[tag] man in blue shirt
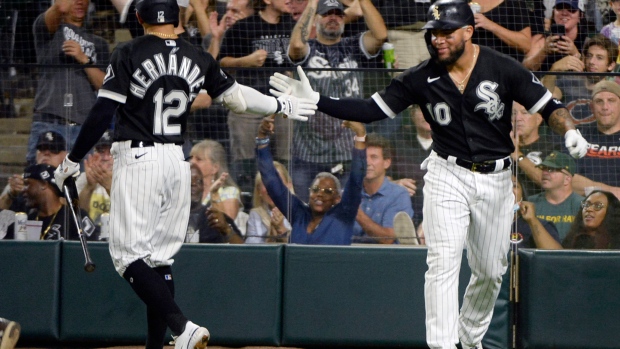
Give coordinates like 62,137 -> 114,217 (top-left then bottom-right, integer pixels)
352,134 -> 414,244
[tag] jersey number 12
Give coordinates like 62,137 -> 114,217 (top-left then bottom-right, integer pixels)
153,88 -> 188,136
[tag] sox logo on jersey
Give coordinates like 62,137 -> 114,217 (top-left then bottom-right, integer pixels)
474,81 -> 504,121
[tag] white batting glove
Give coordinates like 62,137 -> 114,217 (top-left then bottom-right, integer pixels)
270,66 -> 320,104
564,129 -> 588,159
54,155 -> 80,192
276,94 -> 317,122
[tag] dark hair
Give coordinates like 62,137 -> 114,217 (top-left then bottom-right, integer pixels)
582,34 -> 618,66
366,133 -> 393,160
562,190 -> 620,249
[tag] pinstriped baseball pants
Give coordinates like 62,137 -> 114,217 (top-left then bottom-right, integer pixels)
108,140 -> 191,276
422,151 -> 513,349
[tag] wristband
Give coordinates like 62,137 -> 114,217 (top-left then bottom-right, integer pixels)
256,137 -> 270,146
354,134 -> 366,142
82,56 -> 94,65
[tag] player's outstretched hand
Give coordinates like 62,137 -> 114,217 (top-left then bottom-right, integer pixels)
54,155 -> 80,192
270,66 -> 320,104
564,129 -> 588,159
276,94 -> 317,122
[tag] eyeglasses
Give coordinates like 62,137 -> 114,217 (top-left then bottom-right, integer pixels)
309,186 -> 336,195
581,201 -> 606,211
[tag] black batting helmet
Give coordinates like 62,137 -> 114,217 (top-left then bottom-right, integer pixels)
422,0 -> 475,30
136,0 -> 180,27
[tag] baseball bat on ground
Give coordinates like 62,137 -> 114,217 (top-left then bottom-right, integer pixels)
63,177 -> 96,273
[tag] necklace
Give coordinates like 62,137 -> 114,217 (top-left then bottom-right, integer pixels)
449,45 -> 478,93
38,210 -> 59,240
147,31 -> 178,39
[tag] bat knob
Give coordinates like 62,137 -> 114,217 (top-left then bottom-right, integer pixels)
84,263 -> 96,273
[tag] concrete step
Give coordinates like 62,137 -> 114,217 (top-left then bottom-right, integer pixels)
0,164 -> 26,177
0,117 -> 32,134
0,134 -> 29,146
0,146 -> 27,165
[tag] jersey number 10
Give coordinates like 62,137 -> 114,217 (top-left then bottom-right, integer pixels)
426,102 -> 452,126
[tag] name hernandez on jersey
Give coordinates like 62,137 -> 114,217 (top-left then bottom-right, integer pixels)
128,47 -> 205,102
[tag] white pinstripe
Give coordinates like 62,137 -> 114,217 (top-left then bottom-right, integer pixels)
108,140 -> 191,276
423,151 -> 513,349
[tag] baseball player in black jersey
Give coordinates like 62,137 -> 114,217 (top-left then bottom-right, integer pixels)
270,1 -> 588,348
52,0 -> 316,348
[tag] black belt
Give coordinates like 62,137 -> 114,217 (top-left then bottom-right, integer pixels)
435,151 -> 511,174
130,140 -> 183,148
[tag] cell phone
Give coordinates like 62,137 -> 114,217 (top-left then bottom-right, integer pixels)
550,24 -> 566,38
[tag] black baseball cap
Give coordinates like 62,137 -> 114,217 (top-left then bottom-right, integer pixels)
36,131 -> 66,152
23,164 -> 62,196
95,130 -> 113,151
422,0 -> 475,30
317,0 -> 344,15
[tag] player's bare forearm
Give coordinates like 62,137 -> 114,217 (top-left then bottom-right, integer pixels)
548,108 -> 575,136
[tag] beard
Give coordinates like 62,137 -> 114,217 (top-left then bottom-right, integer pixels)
435,39 -> 466,66
318,21 -> 344,40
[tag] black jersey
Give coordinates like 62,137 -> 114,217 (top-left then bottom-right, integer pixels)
99,35 -> 235,144
373,46 -> 552,162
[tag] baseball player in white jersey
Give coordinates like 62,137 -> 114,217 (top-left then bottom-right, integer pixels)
268,0 -> 588,348
53,0 -> 316,348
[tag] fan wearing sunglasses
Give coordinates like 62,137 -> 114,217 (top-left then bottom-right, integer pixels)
256,115 -> 366,245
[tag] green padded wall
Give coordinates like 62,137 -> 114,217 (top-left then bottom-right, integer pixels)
60,241 -> 147,343
0,241 -> 61,343
518,249 -> 620,349
59,243 -> 284,346
281,245 -> 511,348
168,244 -> 284,346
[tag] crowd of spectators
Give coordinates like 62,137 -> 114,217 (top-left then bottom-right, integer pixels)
4,0 -> 620,247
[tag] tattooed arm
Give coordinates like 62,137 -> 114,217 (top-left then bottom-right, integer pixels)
547,107 -> 575,136
288,0 -> 318,62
